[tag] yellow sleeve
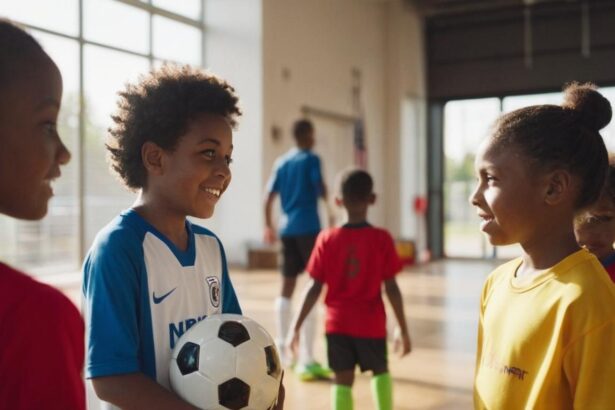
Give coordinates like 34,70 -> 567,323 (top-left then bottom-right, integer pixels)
563,320 -> 615,409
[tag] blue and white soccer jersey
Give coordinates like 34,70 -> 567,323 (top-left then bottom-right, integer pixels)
83,209 -> 241,394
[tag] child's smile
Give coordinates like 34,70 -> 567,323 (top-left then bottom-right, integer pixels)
202,187 -> 222,198
157,113 -> 233,219
470,140 -> 547,247
477,212 -> 494,233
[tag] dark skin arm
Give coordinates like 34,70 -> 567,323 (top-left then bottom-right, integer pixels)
288,279 -> 324,357
384,278 -> 411,356
264,191 -> 278,244
320,181 -> 335,228
94,372 -> 285,410
92,373 -> 199,410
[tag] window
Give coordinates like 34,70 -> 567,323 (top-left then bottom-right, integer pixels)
153,0 -> 201,20
1,0 -> 205,279
443,98 -> 500,258
84,0 -> 149,54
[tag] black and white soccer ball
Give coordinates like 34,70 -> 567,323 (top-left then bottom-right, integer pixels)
169,314 -> 282,410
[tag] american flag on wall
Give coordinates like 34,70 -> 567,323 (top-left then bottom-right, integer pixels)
353,116 -> 367,169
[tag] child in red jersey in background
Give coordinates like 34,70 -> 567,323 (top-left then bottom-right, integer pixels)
0,18 -> 85,409
574,154 -> 615,282
289,169 -> 411,410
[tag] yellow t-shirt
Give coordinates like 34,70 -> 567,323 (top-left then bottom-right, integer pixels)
474,249 -> 615,410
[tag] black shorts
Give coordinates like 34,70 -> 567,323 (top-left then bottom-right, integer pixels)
326,333 -> 388,373
280,234 -> 318,277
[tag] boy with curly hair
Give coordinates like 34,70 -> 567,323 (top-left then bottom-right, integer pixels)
83,65 -> 246,409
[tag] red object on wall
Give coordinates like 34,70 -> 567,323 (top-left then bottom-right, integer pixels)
414,196 -> 428,215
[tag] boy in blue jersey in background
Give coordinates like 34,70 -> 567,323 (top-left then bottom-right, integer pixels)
264,119 -> 331,380
83,66 -> 284,409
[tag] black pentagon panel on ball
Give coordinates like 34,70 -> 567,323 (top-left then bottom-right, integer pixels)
264,345 -> 281,378
218,377 -> 250,410
218,321 -> 250,347
177,342 -> 200,375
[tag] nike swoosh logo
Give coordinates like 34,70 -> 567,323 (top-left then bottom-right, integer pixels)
152,287 -> 177,304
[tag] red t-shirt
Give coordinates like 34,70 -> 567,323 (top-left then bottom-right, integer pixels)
0,263 -> 85,410
306,224 -> 403,338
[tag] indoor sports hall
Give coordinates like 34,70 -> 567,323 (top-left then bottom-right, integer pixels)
2,1 -> 615,409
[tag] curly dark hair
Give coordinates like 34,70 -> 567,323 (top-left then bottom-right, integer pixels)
491,82 -> 611,210
107,64 -> 242,189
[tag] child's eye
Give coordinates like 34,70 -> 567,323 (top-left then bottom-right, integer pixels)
201,149 -> 216,159
43,122 -> 57,135
225,156 -> 233,166
584,215 -> 611,224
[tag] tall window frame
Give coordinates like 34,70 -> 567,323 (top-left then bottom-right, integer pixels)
0,0 -> 207,280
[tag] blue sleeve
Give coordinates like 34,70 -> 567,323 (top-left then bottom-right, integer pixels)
82,228 -> 146,379
217,237 -> 242,315
310,155 -> 323,195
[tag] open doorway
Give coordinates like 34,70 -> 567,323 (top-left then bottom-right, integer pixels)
311,117 -> 356,226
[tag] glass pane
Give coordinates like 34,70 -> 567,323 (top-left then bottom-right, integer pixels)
153,0 -> 201,20
84,0 -> 149,54
152,15 -> 201,66
0,0 -> 78,36
444,98 -> 501,258
84,45 -> 149,248
0,32 -> 80,277
502,92 -> 562,113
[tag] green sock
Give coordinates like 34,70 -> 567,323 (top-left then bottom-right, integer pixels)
332,384 -> 353,410
371,373 -> 393,410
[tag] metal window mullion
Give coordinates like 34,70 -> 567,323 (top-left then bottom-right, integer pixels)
21,23 -> 152,60
114,0 -> 202,29
78,0 -> 86,263
200,0 -> 205,67
149,0 -> 154,67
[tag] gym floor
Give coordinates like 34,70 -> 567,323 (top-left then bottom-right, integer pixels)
62,258 -> 500,409
229,259 -> 500,410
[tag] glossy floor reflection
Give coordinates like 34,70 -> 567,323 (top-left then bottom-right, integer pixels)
230,259 -> 501,410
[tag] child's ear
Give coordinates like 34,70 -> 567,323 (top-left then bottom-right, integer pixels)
141,141 -> 164,176
544,170 -> 572,205
369,193 -> 377,205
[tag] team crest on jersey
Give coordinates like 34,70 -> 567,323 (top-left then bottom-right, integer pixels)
206,276 -> 220,308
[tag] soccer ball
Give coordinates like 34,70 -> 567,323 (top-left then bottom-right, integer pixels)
169,314 -> 282,410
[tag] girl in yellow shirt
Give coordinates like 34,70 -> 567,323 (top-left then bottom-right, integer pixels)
470,82 -> 615,410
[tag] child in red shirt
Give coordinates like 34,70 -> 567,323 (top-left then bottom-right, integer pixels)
574,155 -> 615,282
0,19 -> 85,409
289,169 -> 411,410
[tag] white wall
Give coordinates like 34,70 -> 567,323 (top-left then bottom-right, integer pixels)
262,0 -> 425,241
197,0 -> 426,265
201,0 -> 263,265
384,1 -> 427,249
